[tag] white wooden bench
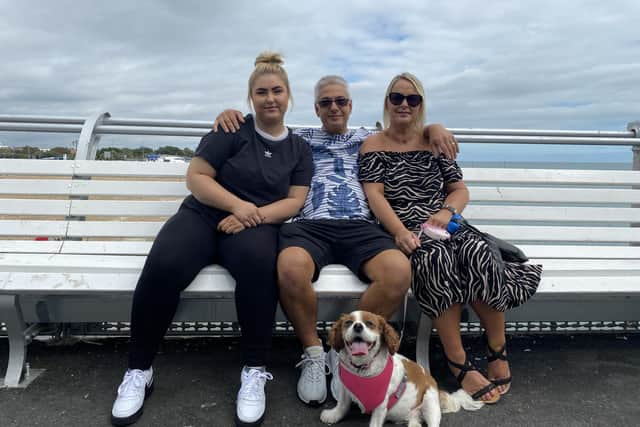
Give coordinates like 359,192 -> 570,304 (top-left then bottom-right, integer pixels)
2,158 -> 640,388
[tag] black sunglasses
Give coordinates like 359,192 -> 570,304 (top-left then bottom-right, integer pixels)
317,97 -> 350,108
388,92 -> 423,107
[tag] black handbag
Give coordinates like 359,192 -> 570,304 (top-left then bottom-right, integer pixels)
455,217 -> 529,264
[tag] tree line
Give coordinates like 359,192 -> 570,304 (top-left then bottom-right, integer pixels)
0,145 -> 194,160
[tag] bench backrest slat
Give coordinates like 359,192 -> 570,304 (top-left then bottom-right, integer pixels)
0,180 -> 74,196
468,187 -> 639,204
60,201 -> 639,223
464,168 -> 640,185
73,160 -> 187,177
465,205 -> 639,223
1,161 -> 638,249
69,180 -> 187,197
482,225 -> 640,243
0,199 -> 71,216
0,220 -> 68,238
0,159 -> 75,176
69,200 -> 180,217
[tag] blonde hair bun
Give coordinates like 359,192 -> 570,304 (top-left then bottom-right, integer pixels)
254,51 -> 284,67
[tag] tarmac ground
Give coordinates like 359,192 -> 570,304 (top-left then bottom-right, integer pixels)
1,332 -> 639,427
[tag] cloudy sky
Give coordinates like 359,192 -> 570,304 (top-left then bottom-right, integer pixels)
1,0 -> 639,162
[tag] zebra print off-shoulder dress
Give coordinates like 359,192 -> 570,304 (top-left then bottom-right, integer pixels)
359,150 -> 542,318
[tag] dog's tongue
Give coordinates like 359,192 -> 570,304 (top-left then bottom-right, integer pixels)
351,341 -> 369,356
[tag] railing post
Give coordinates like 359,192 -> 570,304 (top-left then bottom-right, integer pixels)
629,121 -> 640,171
628,122 -> 640,246
75,112 -> 110,160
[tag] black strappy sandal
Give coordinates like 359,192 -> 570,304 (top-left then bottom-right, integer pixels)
445,353 -> 500,404
483,333 -> 512,395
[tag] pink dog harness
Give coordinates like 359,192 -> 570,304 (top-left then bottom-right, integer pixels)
339,355 -> 407,414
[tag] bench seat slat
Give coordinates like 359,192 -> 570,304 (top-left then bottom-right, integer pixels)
0,254 -> 637,273
58,241 -> 153,255
2,271 -> 638,297
62,221 -> 640,243
47,241 -> 640,259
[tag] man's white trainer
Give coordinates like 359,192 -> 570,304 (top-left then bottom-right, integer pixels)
295,348 -> 330,406
111,367 -> 154,426
236,366 -> 273,426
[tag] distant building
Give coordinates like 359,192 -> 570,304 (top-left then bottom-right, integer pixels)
146,154 -> 188,163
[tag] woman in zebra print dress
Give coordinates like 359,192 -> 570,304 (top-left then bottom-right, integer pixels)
359,73 -> 542,403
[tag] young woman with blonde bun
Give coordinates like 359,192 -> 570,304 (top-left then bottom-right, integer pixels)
110,52 -> 313,427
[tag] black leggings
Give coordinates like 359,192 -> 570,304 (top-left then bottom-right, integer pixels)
128,207 -> 280,369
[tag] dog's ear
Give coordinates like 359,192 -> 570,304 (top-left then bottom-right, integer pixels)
380,315 -> 400,354
329,314 -> 347,351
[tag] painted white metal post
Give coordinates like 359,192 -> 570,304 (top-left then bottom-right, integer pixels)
75,112 -> 110,160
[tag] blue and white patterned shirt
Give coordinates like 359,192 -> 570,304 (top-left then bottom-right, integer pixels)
292,127 -> 373,221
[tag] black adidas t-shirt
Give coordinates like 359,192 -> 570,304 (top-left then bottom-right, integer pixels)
183,114 -> 313,223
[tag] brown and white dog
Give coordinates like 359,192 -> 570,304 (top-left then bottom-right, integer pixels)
320,310 -> 482,427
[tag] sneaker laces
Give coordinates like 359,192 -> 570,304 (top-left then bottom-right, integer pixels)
295,353 -> 330,383
117,369 -> 147,398
239,368 -> 273,401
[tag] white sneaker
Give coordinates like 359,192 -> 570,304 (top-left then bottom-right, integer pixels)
295,350 -> 330,406
111,367 -> 154,426
327,349 -> 342,401
236,366 -> 273,426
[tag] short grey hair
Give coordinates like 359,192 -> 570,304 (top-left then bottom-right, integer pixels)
314,75 -> 350,101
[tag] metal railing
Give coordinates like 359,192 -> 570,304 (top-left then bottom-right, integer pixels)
1,114 -> 639,166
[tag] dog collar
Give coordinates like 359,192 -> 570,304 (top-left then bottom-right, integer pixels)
339,355 -> 406,414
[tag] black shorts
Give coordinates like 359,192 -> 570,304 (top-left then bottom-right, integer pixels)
279,219 -> 398,283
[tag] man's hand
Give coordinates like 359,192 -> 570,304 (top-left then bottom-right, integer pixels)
212,109 -> 245,133
231,200 -> 264,228
426,124 -> 458,160
217,215 -> 246,234
394,228 -> 421,255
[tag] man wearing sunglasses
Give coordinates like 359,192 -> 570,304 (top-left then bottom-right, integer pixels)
212,75 -> 458,406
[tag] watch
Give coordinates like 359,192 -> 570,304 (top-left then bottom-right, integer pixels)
443,204 -> 458,215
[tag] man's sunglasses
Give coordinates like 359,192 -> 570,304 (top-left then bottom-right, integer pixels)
388,92 -> 423,107
317,97 -> 350,108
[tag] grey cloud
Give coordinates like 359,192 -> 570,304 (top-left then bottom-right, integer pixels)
1,0 -> 639,150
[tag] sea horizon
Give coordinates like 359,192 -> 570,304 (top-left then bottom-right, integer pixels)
0,134 -> 636,170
